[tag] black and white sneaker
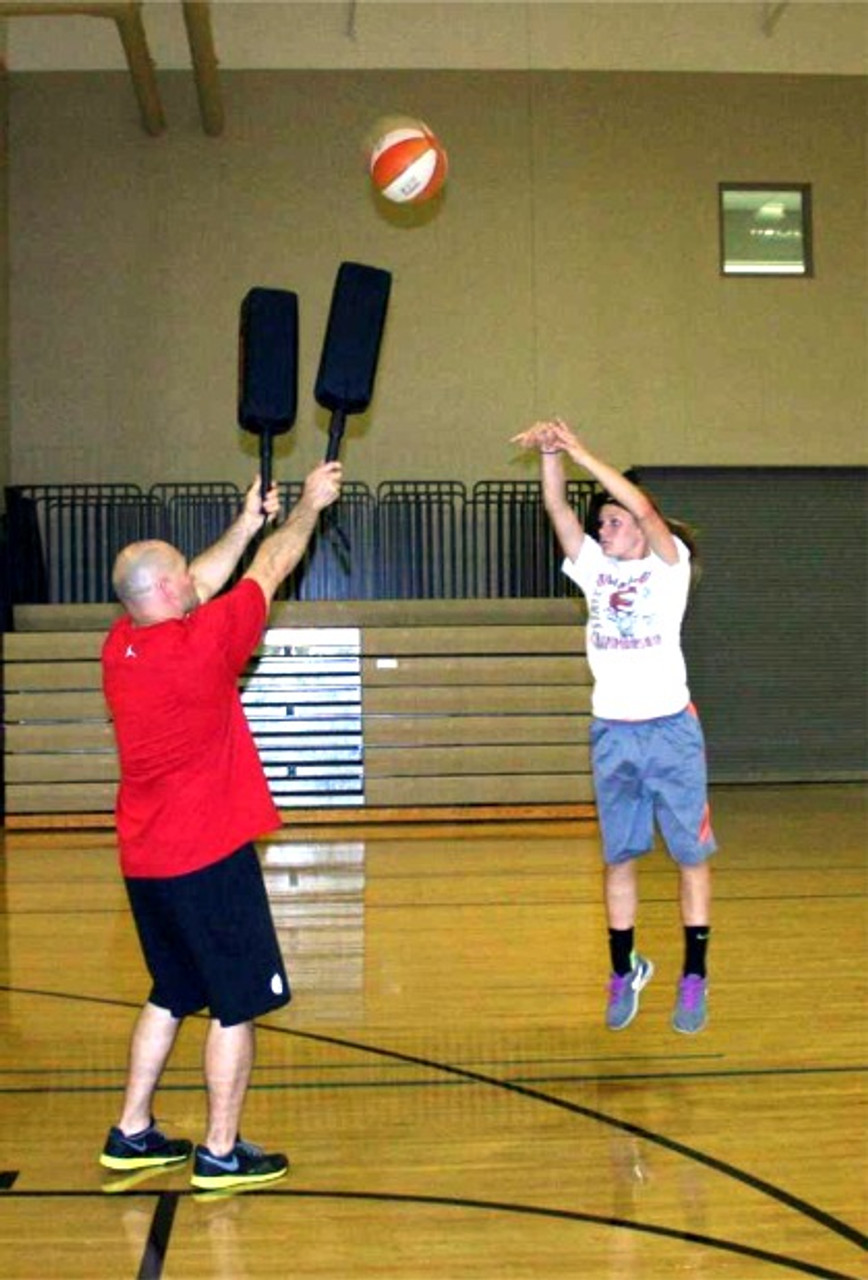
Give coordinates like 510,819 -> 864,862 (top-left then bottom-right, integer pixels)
190,1137 -> 288,1191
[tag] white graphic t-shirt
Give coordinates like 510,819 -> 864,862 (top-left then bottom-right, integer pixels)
563,534 -> 692,721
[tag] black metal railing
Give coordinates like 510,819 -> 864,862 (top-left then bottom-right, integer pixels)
3,478 -> 597,609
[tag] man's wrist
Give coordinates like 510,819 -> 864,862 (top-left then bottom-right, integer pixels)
238,510 -> 264,539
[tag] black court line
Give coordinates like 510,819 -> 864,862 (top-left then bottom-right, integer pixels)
137,1191 -> 178,1280
231,1189 -> 868,1280
2,1061 -> 866,1094
5,885 -> 864,910
2,985 -> 866,1263
3,988 -> 865,1087
0,1047 -> 725,1075
348,890 -> 868,907
273,1022 -> 868,1252
5,882 -> 865,917
2,1187 -> 862,1280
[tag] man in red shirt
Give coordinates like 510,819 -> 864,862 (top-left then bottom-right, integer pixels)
99,462 -> 342,1191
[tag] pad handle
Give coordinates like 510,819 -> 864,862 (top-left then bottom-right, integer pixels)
325,409 -> 348,463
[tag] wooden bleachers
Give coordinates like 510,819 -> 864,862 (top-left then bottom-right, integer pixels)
3,599 -> 594,827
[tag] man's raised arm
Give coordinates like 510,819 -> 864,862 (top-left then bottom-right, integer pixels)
190,478 -> 279,604
244,462 -> 343,605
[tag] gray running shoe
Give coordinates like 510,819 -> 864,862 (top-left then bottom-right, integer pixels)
672,974 -> 708,1034
606,955 -> 654,1030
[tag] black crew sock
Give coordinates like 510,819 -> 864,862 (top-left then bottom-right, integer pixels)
608,927 -> 635,977
683,925 -> 710,978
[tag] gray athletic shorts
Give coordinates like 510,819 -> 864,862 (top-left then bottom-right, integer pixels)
590,704 -> 717,866
125,843 -> 291,1027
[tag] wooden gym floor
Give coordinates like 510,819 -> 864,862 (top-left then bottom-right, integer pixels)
0,783 -> 865,1279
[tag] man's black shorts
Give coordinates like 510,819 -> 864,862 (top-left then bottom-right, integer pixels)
125,843 -> 291,1026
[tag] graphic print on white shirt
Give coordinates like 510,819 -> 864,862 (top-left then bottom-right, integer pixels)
596,567 -> 658,645
562,536 -> 692,720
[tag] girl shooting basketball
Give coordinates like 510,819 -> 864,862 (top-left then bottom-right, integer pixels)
512,417 -> 715,1033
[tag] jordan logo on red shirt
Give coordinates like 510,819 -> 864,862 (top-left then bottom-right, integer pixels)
124,644 -> 137,659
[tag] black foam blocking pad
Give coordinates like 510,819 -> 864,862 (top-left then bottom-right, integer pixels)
238,287 -> 299,434
314,262 -> 392,415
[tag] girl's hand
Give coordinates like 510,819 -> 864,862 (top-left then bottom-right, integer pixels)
511,419 -> 563,453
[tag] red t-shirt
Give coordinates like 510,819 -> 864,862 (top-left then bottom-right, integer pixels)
102,577 -> 281,878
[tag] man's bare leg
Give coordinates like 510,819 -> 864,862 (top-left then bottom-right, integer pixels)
116,1000 -> 182,1134
202,1019 -> 255,1154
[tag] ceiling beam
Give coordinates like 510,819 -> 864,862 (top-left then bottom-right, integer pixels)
0,2 -> 165,135
113,2 -> 165,135
182,1 -> 223,137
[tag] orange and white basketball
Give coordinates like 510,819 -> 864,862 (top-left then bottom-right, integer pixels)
369,122 -> 448,205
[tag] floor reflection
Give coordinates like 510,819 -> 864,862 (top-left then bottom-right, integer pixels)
261,841 -> 366,1020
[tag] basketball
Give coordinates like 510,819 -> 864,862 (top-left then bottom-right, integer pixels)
369,122 -> 448,205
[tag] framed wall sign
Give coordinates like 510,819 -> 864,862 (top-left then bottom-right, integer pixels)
719,183 -> 813,276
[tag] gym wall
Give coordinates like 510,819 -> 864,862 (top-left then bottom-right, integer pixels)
5,68 -> 866,492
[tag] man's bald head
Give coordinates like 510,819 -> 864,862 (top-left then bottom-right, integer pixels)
112,541 -> 195,623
